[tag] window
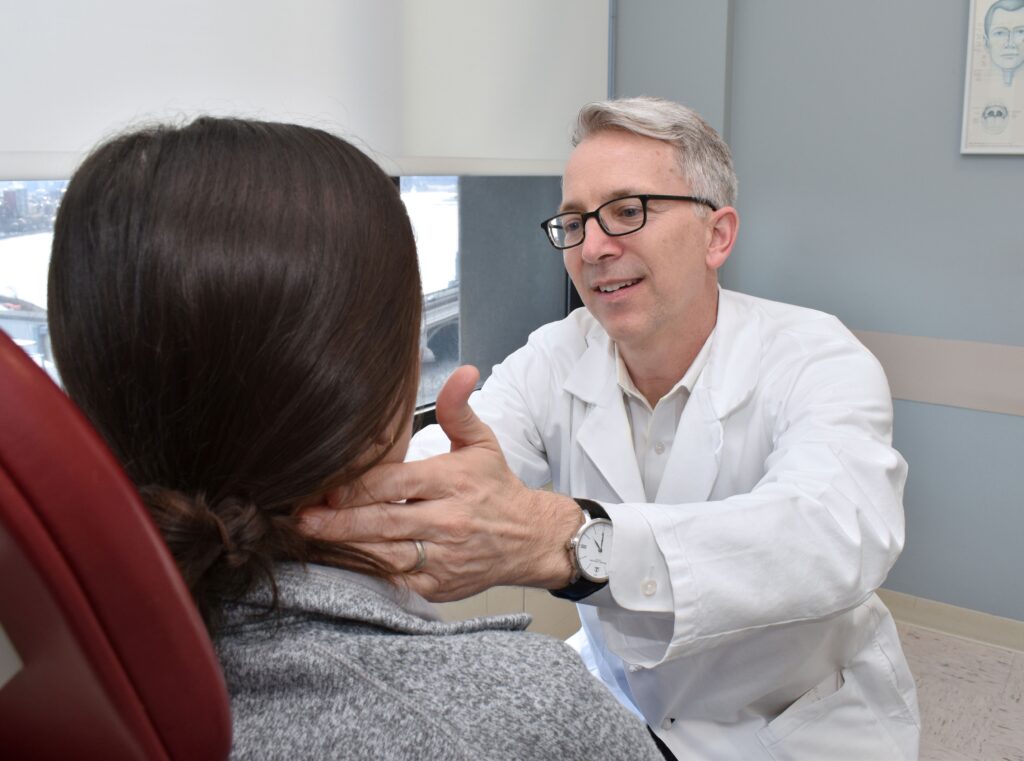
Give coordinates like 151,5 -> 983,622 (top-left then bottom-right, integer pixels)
1,176 -> 567,416
399,176 -> 461,408
404,175 -> 571,415
0,180 -> 63,382
0,177 -> 466,407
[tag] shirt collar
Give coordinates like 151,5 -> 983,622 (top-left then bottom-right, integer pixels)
615,328 -> 715,408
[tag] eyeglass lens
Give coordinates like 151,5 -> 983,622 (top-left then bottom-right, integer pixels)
547,196 -> 647,248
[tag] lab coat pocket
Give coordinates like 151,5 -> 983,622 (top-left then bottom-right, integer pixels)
756,669 -> 907,761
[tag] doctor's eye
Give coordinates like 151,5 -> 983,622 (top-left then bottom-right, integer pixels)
604,197 -> 645,222
561,216 -> 583,234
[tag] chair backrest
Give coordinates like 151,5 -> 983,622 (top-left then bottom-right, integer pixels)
0,330 -> 232,760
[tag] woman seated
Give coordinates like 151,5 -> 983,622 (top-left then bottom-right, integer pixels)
47,118 -> 663,760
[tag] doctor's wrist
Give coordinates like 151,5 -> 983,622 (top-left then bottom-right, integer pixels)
524,491 -> 582,590
549,499 -> 612,601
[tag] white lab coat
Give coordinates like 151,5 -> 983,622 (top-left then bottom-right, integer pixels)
410,289 -> 920,760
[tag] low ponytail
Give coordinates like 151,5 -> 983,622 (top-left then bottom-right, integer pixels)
140,487 -> 284,629
139,486 -> 396,630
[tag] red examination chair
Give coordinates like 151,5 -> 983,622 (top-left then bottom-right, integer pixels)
0,330 -> 231,760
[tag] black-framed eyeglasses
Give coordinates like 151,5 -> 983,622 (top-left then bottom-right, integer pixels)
540,194 -> 718,250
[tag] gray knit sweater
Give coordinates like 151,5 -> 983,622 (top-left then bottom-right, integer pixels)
215,563 -> 662,760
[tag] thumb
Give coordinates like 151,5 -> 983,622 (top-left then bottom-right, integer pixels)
435,365 -> 494,451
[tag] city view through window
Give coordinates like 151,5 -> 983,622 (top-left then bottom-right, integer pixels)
0,177 -> 460,406
0,180 -> 61,382
401,176 -> 461,407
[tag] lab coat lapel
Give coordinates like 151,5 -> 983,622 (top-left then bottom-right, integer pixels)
563,328 -> 646,504
655,289 -> 761,504
655,388 -> 722,504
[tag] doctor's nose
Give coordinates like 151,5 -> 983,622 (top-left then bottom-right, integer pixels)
579,217 -> 623,264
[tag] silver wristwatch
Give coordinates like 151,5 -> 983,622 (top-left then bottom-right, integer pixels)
551,498 -> 612,601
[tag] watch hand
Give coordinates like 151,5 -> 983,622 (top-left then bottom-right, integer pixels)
595,531 -> 604,552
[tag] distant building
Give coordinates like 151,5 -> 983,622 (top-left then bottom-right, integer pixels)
2,187 -> 29,220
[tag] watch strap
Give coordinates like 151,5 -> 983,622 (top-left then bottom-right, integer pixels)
575,497 -> 609,522
550,498 -> 610,602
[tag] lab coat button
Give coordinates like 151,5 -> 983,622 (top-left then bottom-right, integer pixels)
628,664 -> 642,673
641,579 -> 658,596
653,442 -> 666,455
661,717 -> 675,730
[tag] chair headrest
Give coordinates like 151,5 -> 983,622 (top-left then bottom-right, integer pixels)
0,330 -> 232,760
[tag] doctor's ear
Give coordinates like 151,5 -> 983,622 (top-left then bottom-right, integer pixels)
705,206 -> 739,271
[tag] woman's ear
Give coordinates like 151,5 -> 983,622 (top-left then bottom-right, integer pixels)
379,414 -> 414,464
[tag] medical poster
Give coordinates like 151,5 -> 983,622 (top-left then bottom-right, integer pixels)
961,0 -> 1024,153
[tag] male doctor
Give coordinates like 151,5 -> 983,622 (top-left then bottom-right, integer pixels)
304,97 -> 921,759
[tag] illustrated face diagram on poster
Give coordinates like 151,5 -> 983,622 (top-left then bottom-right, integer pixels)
962,0 -> 1024,153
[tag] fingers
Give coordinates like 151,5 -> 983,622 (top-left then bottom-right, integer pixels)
325,460 -> 438,508
300,511 -> 522,603
323,538 -> 451,601
344,539 -> 428,574
436,364 -> 479,418
435,365 -> 496,451
300,501 -> 419,543
305,534 -> 492,603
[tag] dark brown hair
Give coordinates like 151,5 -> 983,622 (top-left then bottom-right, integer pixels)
48,118 -> 422,629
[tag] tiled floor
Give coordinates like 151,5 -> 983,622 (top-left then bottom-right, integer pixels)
899,623 -> 1024,761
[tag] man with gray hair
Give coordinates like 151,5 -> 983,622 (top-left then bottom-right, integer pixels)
984,0 -> 1024,86
305,97 -> 920,759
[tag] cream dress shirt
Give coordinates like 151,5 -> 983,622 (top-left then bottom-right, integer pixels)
605,332 -> 713,613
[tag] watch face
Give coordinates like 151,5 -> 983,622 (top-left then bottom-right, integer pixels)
577,519 -> 612,582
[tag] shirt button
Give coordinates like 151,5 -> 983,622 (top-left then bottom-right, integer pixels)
641,579 -> 658,596
654,442 -> 666,455
661,717 -> 676,730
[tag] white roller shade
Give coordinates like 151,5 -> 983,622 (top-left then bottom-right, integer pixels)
2,0 -> 607,178
397,0 -> 608,174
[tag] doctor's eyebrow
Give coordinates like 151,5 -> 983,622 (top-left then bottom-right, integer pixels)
558,188 -> 642,213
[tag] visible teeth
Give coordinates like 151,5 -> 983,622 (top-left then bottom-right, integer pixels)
598,279 -> 639,293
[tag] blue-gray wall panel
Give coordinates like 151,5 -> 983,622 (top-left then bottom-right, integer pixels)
460,177 -> 566,380
886,400 -> 1024,621
614,0 -> 732,134
724,0 -> 1024,347
614,0 -> 1024,619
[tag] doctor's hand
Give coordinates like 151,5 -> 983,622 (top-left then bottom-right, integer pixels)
299,365 -> 582,602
